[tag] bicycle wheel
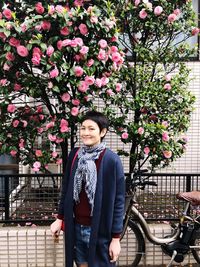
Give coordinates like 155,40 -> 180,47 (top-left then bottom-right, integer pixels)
117,220 -> 145,267
191,236 -> 200,263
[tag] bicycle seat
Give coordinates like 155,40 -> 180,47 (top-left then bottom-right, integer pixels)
176,191 -> 200,206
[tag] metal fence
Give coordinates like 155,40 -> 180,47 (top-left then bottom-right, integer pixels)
0,173 -> 199,224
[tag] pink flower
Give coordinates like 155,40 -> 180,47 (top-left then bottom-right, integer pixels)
80,46 -> 89,55
33,47 -> 42,56
57,40 -> 63,50
98,39 -> 108,49
162,132 -> 169,142
111,52 -> 121,63
7,104 -> 16,113
3,8 -> 12,20
46,121 -> 55,130
9,37 -> 20,47
61,93 -> 70,102
60,125 -> 69,133
163,150 -> 172,159
13,120 -> 20,128
191,27 -> 200,36
3,63 -> 10,71
0,79 -> 7,86
60,26 -> 70,35
72,99 -> 80,106
154,6 -> 163,16
37,127 -> 44,133
74,38 -> 83,46
164,83 -> 171,90
85,76 -> 95,86
121,132 -> 129,139
56,158 -> 63,165
138,127 -> 144,135
19,139 -> 25,148
97,49 -> 106,61
33,161 -> 41,172
21,120 -> 28,127
35,150 -> 43,157
48,134 -> 57,142
135,0 -> 140,6
78,81 -> 88,93
46,46 -> 54,57
90,16 -> 98,24
74,0 -> 84,6
173,9 -> 181,16
50,68 -> 59,78
95,78 -> 102,88
62,39 -> 72,47
55,5 -> 64,13
17,46 -> 29,57
74,66 -> 84,77
52,151 -> 58,158
101,77 -> 109,86
60,119 -> 69,127
6,52 -> 15,61
71,107 -> 79,116
0,32 -> 6,41
139,9 -> 147,19
168,13 -> 177,24
165,74 -> 172,81
106,89 -> 113,96
14,83 -> 22,91
79,24 -> 88,35
56,137 -> 64,144
144,147 -> 150,155
110,46 -> 118,53
86,59 -> 94,67
116,83 -> 122,92
41,21 -> 51,31
32,53 -> 41,65
35,2 -> 44,14
10,150 -> 17,157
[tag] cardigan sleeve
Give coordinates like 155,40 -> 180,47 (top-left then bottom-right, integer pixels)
111,156 -> 125,234
57,148 -> 78,216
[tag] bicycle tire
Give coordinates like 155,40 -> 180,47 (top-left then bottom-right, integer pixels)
191,236 -> 200,263
118,220 -> 145,267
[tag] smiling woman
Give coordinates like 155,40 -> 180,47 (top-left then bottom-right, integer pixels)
50,110 -> 125,267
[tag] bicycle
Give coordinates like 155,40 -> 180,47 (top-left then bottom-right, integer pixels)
119,172 -> 200,267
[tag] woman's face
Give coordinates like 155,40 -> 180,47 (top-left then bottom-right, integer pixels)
80,119 -> 106,147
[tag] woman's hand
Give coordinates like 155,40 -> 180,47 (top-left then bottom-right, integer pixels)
50,218 -> 62,237
109,238 -> 121,263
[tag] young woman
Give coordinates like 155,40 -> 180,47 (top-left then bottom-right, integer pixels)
50,110 -> 125,267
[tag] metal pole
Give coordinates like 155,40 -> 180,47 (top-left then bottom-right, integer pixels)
4,175 -> 9,220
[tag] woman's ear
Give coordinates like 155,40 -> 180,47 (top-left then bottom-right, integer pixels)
100,128 -> 107,138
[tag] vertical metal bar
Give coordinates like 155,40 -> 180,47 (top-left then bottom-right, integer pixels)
186,175 -> 191,192
4,175 -> 10,220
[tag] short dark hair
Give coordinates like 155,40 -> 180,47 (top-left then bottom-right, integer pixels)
81,110 -> 109,132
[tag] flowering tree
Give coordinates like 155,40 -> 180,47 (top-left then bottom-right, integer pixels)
0,0 -> 124,171
98,0 -> 198,172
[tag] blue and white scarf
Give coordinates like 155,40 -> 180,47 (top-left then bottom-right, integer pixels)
73,142 -> 106,214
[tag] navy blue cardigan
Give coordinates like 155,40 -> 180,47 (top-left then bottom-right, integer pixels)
58,148 -> 125,267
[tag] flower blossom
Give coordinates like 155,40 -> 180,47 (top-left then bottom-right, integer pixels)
163,150 -> 172,159
164,83 -> 171,90
17,46 -> 29,57
139,9 -> 147,19
121,132 -> 129,139
138,127 -> 144,135
162,132 -> 170,142
35,2 -> 44,14
154,6 -> 163,16
71,107 -> 79,116
3,8 -> 12,20
10,150 -> 17,157
33,161 -> 41,172
7,104 -> 16,113
74,66 -> 84,77
50,68 -> 59,78
35,150 -> 43,157
79,24 -> 88,35
61,93 -> 70,102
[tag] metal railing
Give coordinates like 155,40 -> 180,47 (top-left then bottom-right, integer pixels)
0,173 -> 199,224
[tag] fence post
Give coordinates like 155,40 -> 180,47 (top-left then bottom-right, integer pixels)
186,175 -> 191,192
5,175 -> 10,220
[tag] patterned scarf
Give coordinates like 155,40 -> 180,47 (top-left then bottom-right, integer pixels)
73,142 -> 106,214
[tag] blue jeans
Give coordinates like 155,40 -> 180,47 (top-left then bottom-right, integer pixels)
74,224 -> 91,265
